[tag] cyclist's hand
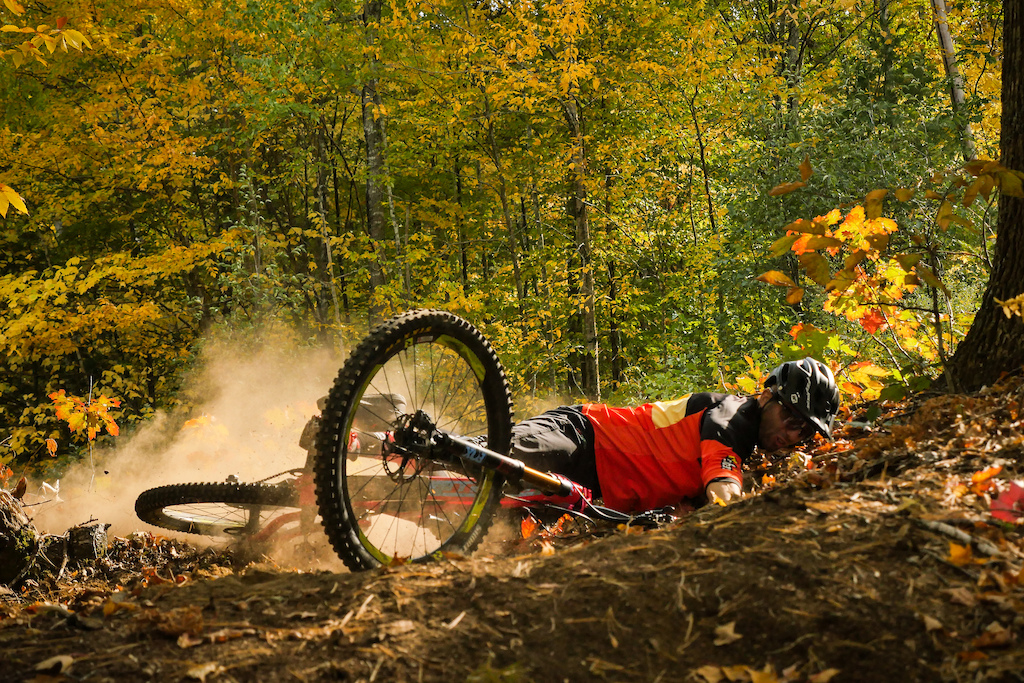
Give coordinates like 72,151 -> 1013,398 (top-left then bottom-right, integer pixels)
549,473 -> 593,512
705,479 -> 741,505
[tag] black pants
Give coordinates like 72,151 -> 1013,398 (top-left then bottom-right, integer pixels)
510,405 -> 601,497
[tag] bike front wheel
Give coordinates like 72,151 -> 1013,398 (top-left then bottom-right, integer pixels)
314,309 -> 513,571
135,482 -> 300,538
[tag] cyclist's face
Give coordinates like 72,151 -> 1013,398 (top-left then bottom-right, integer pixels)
758,395 -> 816,452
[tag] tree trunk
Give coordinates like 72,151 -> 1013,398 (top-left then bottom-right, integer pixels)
947,0 -> 1024,390
362,0 -> 386,321
481,87 -> 525,312
563,96 -> 599,401
931,0 -> 978,162
0,490 -> 38,585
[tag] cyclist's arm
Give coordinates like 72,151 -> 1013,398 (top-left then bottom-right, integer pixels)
699,440 -> 744,502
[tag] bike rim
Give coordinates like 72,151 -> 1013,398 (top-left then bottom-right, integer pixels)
341,332 -> 498,564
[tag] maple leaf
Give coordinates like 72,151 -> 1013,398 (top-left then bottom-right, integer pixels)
990,482 -> 1024,523
858,309 -> 887,334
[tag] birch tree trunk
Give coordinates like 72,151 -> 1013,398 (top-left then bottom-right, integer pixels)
931,0 -> 978,161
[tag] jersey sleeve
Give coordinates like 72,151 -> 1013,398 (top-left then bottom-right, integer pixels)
699,439 -> 743,488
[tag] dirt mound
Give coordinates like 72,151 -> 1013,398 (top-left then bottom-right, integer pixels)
1,376 -> 1023,682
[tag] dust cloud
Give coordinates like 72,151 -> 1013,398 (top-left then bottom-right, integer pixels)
24,329 -> 347,567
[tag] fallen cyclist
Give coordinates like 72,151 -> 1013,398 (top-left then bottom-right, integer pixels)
508,358 -> 841,514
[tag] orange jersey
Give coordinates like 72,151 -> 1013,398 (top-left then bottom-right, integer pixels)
582,394 -> 759,512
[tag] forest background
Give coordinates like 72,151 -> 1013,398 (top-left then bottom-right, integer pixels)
0,0 -> 1015,477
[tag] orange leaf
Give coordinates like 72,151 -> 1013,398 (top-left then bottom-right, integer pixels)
858,309 -> 887,334
755,270 -> 796,287
46,438 -> 57,457
521,516 -> 538,539
799,155 -> 813,182
769,180 -> 807,197
785,287 -> 804,305
971,465 -> 1003,484
947,542 -> 987,566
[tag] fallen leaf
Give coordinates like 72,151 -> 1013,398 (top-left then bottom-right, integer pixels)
942,587 -> 977,607
714,621 -> 743,646
177,632 -> 204,649
380,619 -> 418,638
922,615 -> 943,632
186,662 -> 224,682
694,665 -> 724,683
720,664 -> 750,681
808,669 -> 841,683
947,542 -> 985,566
750,666 -> 780,683
957,650 -> 987,662
34,655 -> 73,675
972,621 -> 1013,649
991,481 -> 1024,522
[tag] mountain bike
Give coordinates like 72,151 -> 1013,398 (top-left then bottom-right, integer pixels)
136,309 -> 673,571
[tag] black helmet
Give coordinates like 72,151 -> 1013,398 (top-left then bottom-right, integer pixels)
764,358 -> 840,438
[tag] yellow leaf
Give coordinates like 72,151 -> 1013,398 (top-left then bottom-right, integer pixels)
936,200 -> 954,230
785,287 -> 804,305
755,270 -> 796,287
694,666 -> 724,683
4,0 -> 25,16
948,542 -> 976,566
0,184 -> 27,215
864,189 -> 888,219
895,188 -> 916,202
996,169 -> 1024,198
769,180 -> 806,196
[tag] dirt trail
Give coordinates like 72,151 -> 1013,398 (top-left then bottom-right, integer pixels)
2,376 -> 1023,683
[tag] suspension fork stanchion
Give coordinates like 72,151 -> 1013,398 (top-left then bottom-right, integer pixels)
432,433 -> 573,496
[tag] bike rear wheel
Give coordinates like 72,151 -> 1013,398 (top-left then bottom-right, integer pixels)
135,482 -> 300,538
314,309 -> 513,571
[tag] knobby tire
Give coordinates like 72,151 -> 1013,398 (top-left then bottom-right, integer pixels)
135,482 -> 300,537
314,309 -> 513,571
